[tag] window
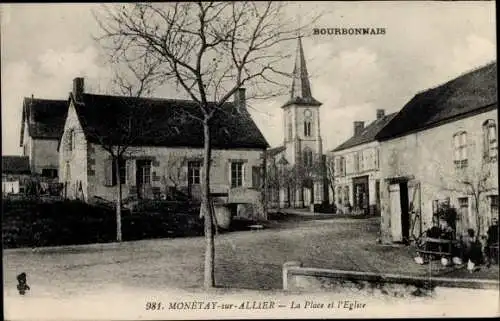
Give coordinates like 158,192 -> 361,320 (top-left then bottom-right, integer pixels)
353,152 -> 360,173
188,161 -> 201,185
231,162 -> 244,187
67,129 -> 74,152
72,130 -> 76,151
336,156 -> 346,176
483,120 -> 497,161
491,195 -> 499,218
65,162 -> 71,182
304,122 -> 312,136
252,166 -> 261,189
287,112 -> 293,140
42,168 -> 58,179
458,197 -> 469,210
304,109 -> 312,137
111,158 -> 126,185
343,186 -> 350,205
303,149 -> 313,167
453,131 -> 468,168
141,161 -> 152,185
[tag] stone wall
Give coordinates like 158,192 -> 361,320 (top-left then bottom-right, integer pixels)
283,262 -> 499,296
379,109 -> 498,243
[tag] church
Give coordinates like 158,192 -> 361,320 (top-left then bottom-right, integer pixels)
266,36 -> 329,210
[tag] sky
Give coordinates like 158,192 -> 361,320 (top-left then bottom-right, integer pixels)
1,2 -> 496,156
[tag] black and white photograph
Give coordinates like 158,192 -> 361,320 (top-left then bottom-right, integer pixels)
1,1 -> 498,319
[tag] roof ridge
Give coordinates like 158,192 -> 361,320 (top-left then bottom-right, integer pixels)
330,112 -> 398,152
83,93 -> 234,105
23,97 -> 67,102
413,60 -> 496,96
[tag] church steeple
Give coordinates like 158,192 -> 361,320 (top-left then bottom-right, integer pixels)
283,36 -> 322,108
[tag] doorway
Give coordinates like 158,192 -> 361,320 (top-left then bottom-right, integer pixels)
353,175 -> 369,214
389,181 -> 410,243
399,182 -> 410,243
136,159 -> 152,199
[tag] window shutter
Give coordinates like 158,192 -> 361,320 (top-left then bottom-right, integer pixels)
224,161 -> 229,187
126,159 -> 136,186
483,125 -> 489,159
104,158 -> 113,186
252,166 -> 261,189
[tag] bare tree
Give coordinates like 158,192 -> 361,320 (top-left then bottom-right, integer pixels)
440,162 -> 496,236
94,2 -> 321,289
325,155 -> 335,205
80,67 -> 172,242
163,154 -> 188,195
265,161 -> 281,209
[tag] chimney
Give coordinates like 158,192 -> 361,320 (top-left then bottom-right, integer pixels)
354,121 -> 365,136
73,77 -> 85,102
234,87 -> 246,113
376,109 -> 385,120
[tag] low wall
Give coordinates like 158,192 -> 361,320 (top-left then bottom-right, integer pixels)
283,262 -> 499,296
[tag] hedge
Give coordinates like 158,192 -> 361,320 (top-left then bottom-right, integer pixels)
2,199 -> 203,249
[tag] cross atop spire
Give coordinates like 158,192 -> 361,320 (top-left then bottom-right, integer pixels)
283,36 -> 322,108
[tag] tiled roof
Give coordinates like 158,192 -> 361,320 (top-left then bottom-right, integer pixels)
20,98 -> 68,145
332,112 -> 398,152
376,61 -> 497,141
72,93 -> 269,149
2,156 -> 30,174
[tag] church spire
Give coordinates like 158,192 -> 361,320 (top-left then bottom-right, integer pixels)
284,36 -> 322,108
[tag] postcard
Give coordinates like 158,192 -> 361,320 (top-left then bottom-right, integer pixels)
2,1 -> 498,320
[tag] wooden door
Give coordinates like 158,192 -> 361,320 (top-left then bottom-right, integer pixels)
389,183 -> 403,242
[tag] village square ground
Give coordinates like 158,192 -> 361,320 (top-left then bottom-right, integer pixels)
3,215 -> 499,319
4,215 -> 498,292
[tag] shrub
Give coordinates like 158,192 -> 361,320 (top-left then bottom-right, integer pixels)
2,199 -> 203,248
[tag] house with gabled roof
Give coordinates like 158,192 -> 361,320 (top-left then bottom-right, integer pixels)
329,109 -> 397,215
20,96 -> 68,178
58,78 -> 270,220
2,156 -> 31,195
375,61 -> 497,244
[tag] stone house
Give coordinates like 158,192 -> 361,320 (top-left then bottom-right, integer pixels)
2,156 -> 31,195
329,110 -> 397,215
58,78 -> 269,220
20,96 -> 68,178
266,37 -> 328,210
375,61 -> 498,244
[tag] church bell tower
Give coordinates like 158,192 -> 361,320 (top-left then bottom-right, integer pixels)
282,36 -> 323,168
281,36 -> 325,208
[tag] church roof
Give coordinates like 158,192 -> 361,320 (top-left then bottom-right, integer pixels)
282,37 -> 322,108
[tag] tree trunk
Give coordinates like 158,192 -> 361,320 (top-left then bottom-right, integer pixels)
115,157 -> 123,242
202,119 -> 215,289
